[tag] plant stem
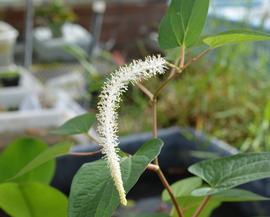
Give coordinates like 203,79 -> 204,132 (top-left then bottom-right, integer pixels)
154,46 -> 185,98
150,94 -> 184,217
149,46 -> 186,217
138,46 -> 208,217
147,163 -> 160,171
155,47 -> 210,99
154,71 -> 179,98
69,149 -> 102,156
183,49 -> 210,69
156,168 -> 185,215
151,98 -> 158,138
138,47 -> 209,217
191,196 -> 211,217
137,82 -> 154,101
180,46 -> 186,68
166,61 -> 182,72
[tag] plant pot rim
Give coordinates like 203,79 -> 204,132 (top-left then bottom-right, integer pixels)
0,21 -> 18,41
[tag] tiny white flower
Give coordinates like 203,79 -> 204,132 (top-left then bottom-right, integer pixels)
94,55 -> 167,205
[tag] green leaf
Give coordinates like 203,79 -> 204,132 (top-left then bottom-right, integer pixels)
0,182 -> 68,217
171,196 -> 220,217
11,142 -> 72,180
64,45 -> 89,60
68,139 -> 164,217
164,47 -> 181,61
188,153 -> 270,195
159,0 -> 210,49
162,177 -> 216,217
192,187 -> 268,200
0,138 -> 55,184
167,180 -> 267,217
162,177 -> 202,202
162,177 -> 218,217
203,30 -> 270,48
158,13 -> 179,50
51,113 -> 96,135
169,192 -> 220,217
172,188 -> 267,217
212,189 -> 269,202
64,45 -> 99,77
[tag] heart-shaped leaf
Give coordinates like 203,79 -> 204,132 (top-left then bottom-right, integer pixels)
68,139 -> 164,217
159,0 -> 210,49
203,30 -> 270,48
162,177 -> 202,202
212,188 -> 269,202
10,142 -> 72,180
164,177 -> 267,217
51,113 -> 96,135
188,153 -> 270,195
0,138 -> 55,184
0,182 -> 68,217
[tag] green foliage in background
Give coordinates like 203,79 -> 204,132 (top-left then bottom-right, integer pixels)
158,45 -> 270,150
0,138 -> 71,217
35,0 -> 77,37
120,21 -> 270,152
0,138 -> 55,183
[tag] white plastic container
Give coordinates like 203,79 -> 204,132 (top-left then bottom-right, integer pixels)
46,72 -> 86,100
34,23 -> 92,61
0,66 -> 42,109
0,22 -> 18,67
0,90 -> 85,132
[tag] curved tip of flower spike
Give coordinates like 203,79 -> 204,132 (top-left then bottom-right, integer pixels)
97,54 -> 167,207
120,193 -> 127,206
114,171 -> 127,206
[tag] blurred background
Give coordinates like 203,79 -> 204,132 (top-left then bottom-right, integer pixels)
0,0 -> 269,151
0,0 -> 270,216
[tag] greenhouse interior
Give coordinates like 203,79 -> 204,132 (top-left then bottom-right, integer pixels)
0,0 -> 270,217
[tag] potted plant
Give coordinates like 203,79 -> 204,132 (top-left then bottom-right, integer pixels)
0,66 -> 42,110
52,127 -> 270,217
0,22 -> 18,67
2,0 -> 270,217
34,0 -> 91,61
0,67 -> 20,87
0,138 -> 69,217
50,0 -> 270,215
35,0 -> 76,38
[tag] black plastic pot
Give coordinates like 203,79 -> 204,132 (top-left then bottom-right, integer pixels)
52,127 -> 270,217
0,74 -> 20,87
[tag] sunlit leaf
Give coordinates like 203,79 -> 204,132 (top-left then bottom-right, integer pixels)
162,177 -> 202,202
203,30 -> 270,48
0,182 -> 68,217
51,113 -> 96,135
11,142 -> 72,180
0,138 -> 55,184
159,0 -> 210,49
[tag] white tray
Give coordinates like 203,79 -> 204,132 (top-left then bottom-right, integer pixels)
0,66 -> 42,109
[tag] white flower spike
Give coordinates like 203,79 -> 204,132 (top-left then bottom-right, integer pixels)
95,55 -> 167,205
